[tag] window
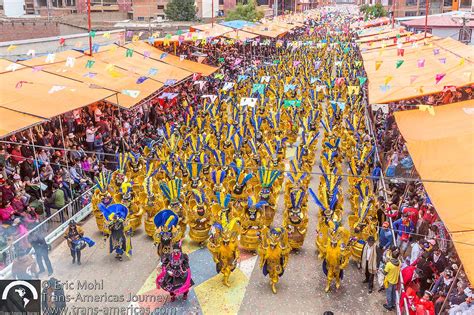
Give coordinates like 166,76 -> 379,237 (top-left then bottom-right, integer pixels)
443,0 -> 452,6
137,16 -> 145,21
219,0 -> 224,4
405,11 -> 418,16
388,0 -> 393,5
459,28 -> 472,43
406,0 -> 417,5
157,5 -> 164,9
460,0 -> 471,8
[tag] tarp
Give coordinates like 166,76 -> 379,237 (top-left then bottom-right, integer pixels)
243,24 -> 288,38
94,45 -> 192,84
220,20 -> 256,30
357,26 -> 405,38
362,36 -> 474,103
0,61 -> 115,117
359,32 -> 431,51
19,51 -> 164,109
190,23 -> 234,34
356,29 -> 412,43
394,100 -> 474,283
0,108 -> 44,139
223,29 -> 259,41
130,41 -> 218,76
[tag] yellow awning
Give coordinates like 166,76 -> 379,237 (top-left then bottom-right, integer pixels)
0,108 -> 44,139
223,30 -> 259,41
243,23 -> 288,38
394,100 -> 474,283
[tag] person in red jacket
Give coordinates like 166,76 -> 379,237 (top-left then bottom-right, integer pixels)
415,291 -> 435,315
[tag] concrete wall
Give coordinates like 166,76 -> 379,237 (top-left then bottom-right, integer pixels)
0,20 -> 62,42
432,27 -> 474,44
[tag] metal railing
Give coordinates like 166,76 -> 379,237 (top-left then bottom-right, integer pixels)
0,186 -> 95,271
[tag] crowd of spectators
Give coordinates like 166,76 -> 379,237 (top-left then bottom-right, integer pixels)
370,86 -> 474,314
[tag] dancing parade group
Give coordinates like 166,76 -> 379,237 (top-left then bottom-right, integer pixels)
75,13 -> 381,302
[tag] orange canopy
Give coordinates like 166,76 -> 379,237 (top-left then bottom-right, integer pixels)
357,26 -> 405,38
356,29 -> 412,43
223,29 -> 259,41
243,23 -> 288,38
394,100 -> 474,283
0,61 -> 115,117
0,108 -> 44,138
190,23 -> 234,34
359,32 -> 430,51
128,41 -> 218,76
19,52 -> 164,109
94,45 -> 192,84
362,36 -> 474,104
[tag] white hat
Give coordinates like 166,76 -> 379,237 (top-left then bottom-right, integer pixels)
68,133 -> 75,139
464,287 -> 473,298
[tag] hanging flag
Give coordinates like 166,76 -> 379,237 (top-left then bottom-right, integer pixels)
132,35 -> 139,42
15,81 -> 29,88
192,73 -> 201,81
310,77 -> 318,84
136,76 -> 148,84
65,57 -> 76,68
314,60 -> 322,70
375,60 -> 383,71
463,71 -> 472,81
7,45 -> 17,52
315,85 -> 327,94
354,61 -> 362,68
164,79 -> 177,86
59,38 -> 65,46
222,82 -> 235,91
439,58 -> 446,64
201,95 -> 218,103
334,61 -> 342,67
335,77 -> 345,86
396,60 -> 404,69
283,100 -> 302,108
384,76 -> 393,85
85,60 -> 95,68
379,84 -> 391,93
347,86 -> 360,96
410,75 -> 418,84
273,60 -> 280,65
194,80 -> 206,91
214,73 -> 224,80
433,48 -> 440,55
32,66 -> 43,72
240,97 -> 258,107
5,63 -> 21,72
435,73 -> 446,84
260,76 -> 271,83
237,75 -> 248,83
125,49 -> 133,57
103,32 -> 110,39
89,30 -> 96,38
284,84 -> 296,92
159,53 -> 168,59
234,58 -> 242,66
122,90 -> 140,98
26,49 -> 36,58
397,48 -> 404,56
126,30 -> 133,37
92,44 -> 100,53
293,61 -> 301,67
252,83 -> 266,95
417,59 -> 425,68
83,72 -> 97,78
357,76 -> 367,85
148,68 -> 158,76
143,51 -> 151,59
418,105 -> 435,116
48,85 -> 66,94
45,53 -> 56,63
459,58 -> 465,66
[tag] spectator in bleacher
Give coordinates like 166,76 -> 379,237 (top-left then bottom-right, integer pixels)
43,184 -> 65,219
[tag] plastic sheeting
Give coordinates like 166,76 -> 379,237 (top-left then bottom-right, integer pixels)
394,100 -> 474,283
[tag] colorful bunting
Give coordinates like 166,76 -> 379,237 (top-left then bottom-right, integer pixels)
396,60 -> 404,69
410,75 -> 418,84
222,82 -> 235,91
252,84 -> 266,95
45,53 -> 56,63
89,30 -> 96,38
5,63 -> 21,72
85,60 -> 95,69
439,58 -> 446,64
357,76 -> 367,85
164,79 -> 177,86
125,49 -> 133,57
92,44 -> 100,53
347,86 -> 360,96
239,97 -> 257,107
148,68 -> 158,76
435,73 -> 446,84
379,84 -> 391,93
65,57 -> 75,68
26,49 -> 35,58
417,59 -> 425,68
122,90 -> 140,98
418,105 -> 435,116
283,100 -> 302,108
375,60 -> 383,71
48,85 -> 66,94
7,45 -> 17,52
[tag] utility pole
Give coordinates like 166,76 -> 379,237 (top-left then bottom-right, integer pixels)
424,0 -> 429,38
88,0 -> 92,56
212,0 -> 214,27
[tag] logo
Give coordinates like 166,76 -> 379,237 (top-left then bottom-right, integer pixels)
0,280 -> 41,314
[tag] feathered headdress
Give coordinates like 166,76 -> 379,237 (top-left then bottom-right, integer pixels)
211,169 -> 227,185
259,162 -> 281,188
192,188 -> 206,205
215,191 -> 231,209
187,155 -> 203,180
247,196 -> 268,209
210,149 -> 227,170
95,171 -> 112,193
229,158 -> 253,188
143,160 -> 159,197
116,153 -> 128,174
120,182 -> 133,195
289,188 -> 306,209
99,203 -> 129,221
128,151 -> 141,166
153,209 -> 179,230
159,178 -> 182,205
